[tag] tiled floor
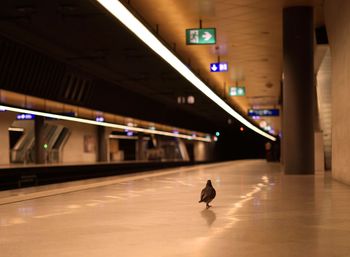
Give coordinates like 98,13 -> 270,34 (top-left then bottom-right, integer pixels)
1,160 -> 350,257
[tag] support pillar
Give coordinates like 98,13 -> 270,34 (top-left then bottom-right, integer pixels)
282,6 -> 314,174
136,134 -> 145,161
0,111 -> 17,165
34,116 -> 45,164
97,126 -> 108,162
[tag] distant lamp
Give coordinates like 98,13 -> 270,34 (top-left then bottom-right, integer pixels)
264,126 -> 271,131
259,120 -> 267,128
187,96 -> 195,104
177,96 -> 185,104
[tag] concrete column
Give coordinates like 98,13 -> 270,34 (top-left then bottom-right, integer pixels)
34,116 -> 45,164
97,126 -> 108,162
136,135 -> 145,161
283,6 -> 314,174
0,111 -> 17,165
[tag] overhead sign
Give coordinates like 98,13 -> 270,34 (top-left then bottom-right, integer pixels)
96,116 -> 104,122
16,114 -> 35,120
186,28 -> 216,45
248,109 -> 280,117
229,86 -> 245,96
210,62 -> 228,72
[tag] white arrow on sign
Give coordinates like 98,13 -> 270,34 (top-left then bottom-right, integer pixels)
211,64 -> 218,71
202,31 -> 212,41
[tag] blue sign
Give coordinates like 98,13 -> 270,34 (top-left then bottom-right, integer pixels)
210,62 -> 228,72
16,113 -> 35,120
248,109 -> 280,117
96,116 -> 104,122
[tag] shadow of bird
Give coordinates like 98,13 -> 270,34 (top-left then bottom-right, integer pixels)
199,180 -> 216,209
201,209 -> 216,226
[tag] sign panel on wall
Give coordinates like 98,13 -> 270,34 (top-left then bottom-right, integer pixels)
210,62 -> 228,72
186,28 -> 216,45
16,114 -> 35,120
248,109 -> 280,117
229,87 -> 245,96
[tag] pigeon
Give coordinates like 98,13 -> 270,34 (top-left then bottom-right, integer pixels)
199,180 -> 216,209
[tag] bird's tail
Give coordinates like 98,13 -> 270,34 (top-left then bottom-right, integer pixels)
198,200 -> 202,203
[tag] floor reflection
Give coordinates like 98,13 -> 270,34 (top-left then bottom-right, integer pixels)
201,208 -> 216,226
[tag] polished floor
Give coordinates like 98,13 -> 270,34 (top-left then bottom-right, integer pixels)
1,160 -> 350,257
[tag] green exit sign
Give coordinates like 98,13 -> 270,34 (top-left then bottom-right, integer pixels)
229,86 -> 246,96
186,28 -> 216,45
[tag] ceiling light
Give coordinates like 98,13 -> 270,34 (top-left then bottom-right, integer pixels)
8,127 -> 24,132
96,0 -> 276,141
0,105 -> 210,142
109,134 -> 138,140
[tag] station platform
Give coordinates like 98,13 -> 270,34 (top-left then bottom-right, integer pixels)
1,160 -> 350,257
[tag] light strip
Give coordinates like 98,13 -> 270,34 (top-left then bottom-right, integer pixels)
8,127 -> 25,132
96,0 -> 276,142
109,135 -> 138,140
0,105 -> 211,142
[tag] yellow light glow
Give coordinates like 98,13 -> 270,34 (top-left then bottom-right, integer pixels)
0,105 -> 210,142
96,0 -> 276,142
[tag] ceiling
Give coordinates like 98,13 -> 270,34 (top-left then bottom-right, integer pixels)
119,0 -> 325,134
0,0 -> 325,136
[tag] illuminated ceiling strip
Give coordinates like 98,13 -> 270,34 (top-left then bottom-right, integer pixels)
0,105 -> 211,142
96,0 -> 276,142
8,127 -> 25,132
109,135 -> 138,140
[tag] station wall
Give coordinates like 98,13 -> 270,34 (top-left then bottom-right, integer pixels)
0,111 -> 215,165
47,120 -> 98,163
325,0 -> 350,184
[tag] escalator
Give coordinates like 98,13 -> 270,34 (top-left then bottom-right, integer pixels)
49,127 -> 70,162
10,129 -> 35,163
10,124 -> 70,163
